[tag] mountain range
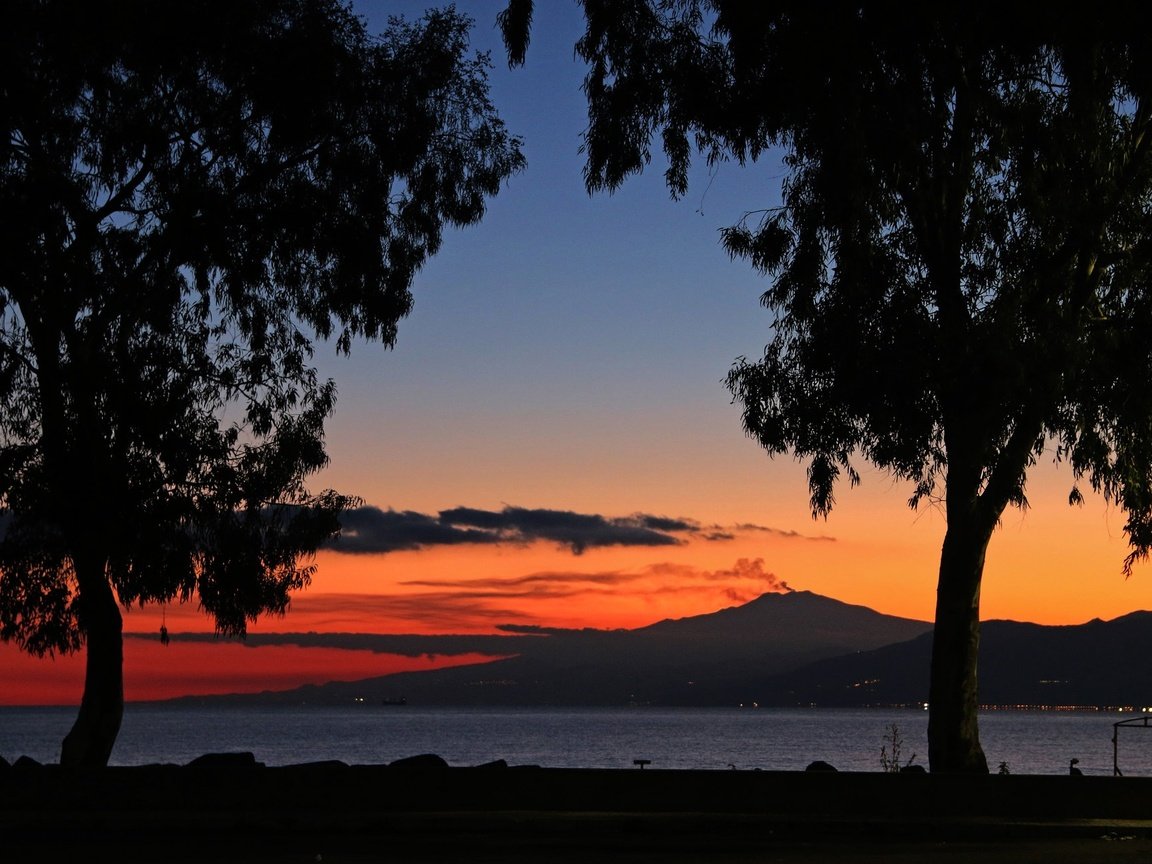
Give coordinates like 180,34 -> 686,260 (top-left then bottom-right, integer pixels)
156,590 -> 1152,708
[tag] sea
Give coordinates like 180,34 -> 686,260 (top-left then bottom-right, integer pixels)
6,705 -> 1152,776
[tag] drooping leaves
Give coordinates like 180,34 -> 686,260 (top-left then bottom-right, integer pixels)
0,0 -> 524,653
554,2 -> 1152,555
500,0 -> 1152,776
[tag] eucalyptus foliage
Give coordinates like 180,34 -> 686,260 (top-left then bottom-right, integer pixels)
502,1 -> 1152,771
1,0 -> 522,765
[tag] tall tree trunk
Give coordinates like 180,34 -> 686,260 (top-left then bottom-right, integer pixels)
927,515 -> 992,773
60,562 -> 123,768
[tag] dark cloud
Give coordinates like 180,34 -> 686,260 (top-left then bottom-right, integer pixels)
734,522 -> 836,542
325,505 -> 832,556
328,505 -> 698,555
400,570 -> 642,590
496,624 -> 576,635
387,556 -> 789,630
401,558 -> 791,605
123,557 -> 796,642
325,507 -> 499,554
293,591 -> 543,631
126,630 -> 528,657
634,514 -> 699,532
439,506 -> 694,554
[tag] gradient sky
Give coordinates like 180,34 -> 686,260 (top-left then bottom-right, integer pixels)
6,0 -> 1152,706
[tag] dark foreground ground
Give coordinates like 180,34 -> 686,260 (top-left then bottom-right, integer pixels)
6,755 -> 1152,862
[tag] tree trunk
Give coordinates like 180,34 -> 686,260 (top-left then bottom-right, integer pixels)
60,565 -> 123,768
927,516 -> 992,773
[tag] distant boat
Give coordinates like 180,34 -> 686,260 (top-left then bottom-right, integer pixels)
381,697 -> 407,706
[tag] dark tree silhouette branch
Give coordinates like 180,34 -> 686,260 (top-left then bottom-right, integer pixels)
501,1 -> 1152,772
0,0 -> 523,767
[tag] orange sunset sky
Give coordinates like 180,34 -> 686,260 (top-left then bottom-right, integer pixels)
5,1 -> 1152,706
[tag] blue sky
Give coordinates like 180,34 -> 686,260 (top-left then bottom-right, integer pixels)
321,1 -> 793,521
299,0 -> 1152,628
12,0 -> 1150,707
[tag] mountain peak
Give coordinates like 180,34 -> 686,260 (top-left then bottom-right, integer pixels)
640,588 -> 927,630
630,589 -> 930,657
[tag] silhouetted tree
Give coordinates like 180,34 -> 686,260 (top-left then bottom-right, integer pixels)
501,2 -> 1152,771
0,0 -> 523,767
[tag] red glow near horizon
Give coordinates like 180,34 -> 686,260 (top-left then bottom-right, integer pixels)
7,494 -> 1152,708
0,639 -> 502,706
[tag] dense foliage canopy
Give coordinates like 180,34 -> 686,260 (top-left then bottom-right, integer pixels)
502,0 -> 1152,771
0,0 -> 522,765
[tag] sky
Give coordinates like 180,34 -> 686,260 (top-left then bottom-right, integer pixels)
5,0 -> 1152,706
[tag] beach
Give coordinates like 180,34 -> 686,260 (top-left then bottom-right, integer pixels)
6,756 -> 1152,862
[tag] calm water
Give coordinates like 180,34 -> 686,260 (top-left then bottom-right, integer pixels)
3,705 -> 1150,776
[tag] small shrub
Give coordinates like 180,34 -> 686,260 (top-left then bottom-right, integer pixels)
880,723 -> 918,773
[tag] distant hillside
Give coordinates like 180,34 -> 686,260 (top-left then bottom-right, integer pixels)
632,589 -> 934,662
754,612 -> 1152,708
157,594 -> 1152,709
160,590 -> 931,707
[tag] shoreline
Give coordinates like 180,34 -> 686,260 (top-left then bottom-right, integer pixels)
6,759 -> 1152,861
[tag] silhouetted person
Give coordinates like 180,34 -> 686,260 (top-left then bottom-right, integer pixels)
1069,758 -> 1083,776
